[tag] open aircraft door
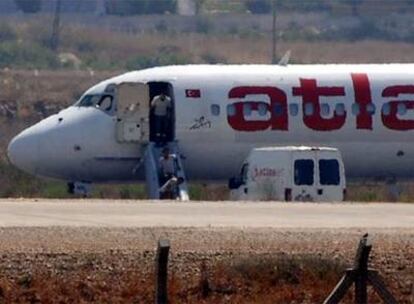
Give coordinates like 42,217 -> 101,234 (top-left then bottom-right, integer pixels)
115,82 -> 150,143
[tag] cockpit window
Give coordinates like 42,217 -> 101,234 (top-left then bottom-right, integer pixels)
77,95 -> 100,107
76,94 -> 113,112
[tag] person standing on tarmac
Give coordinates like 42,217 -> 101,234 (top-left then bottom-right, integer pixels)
158,147 -> 177,184
150,93 -> 171,144
158,147 -> 181,199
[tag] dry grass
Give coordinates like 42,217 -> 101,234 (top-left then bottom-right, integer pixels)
0,251 -> 407,303
7,17 -> 414,68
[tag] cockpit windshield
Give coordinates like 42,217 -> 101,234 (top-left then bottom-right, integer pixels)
75,94 -> 114,112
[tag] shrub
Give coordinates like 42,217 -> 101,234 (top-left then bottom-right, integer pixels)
0,41 -> 59,69
14,0 -> 42,13
245,0 -> 271,14
195,17 -> 213,34
104,0 -> 176,16
200,53 -> 226,64
0,23 -> 17,42
125,46 -> 189,70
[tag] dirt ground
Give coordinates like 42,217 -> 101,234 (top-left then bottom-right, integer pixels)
0,227 -> 411,303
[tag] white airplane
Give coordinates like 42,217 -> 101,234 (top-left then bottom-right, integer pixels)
7,64 -> 414,197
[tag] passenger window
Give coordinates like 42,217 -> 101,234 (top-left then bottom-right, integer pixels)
304,103 -> 314,116
258,103 -> 267,116
382,103 -> 391,116
335,103 -> 345,116
367,103 -> 376,115
352,103 -> 360,115
294,159 -> 314,186
211,104 -> 220,116
319,159 -> 340,185
289,104 -> 298,116
243,103 -> 252,116
321,103 -> 330,117
273,103 -> 283,117
227,104 -> 236,116
397,103 -> 407,115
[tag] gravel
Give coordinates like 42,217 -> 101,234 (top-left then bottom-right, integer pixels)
0,227 -> 411,303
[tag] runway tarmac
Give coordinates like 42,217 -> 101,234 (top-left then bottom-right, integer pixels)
0,199 -> 413,228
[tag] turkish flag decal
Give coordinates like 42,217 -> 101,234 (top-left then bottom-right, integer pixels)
185,89 -> 201,98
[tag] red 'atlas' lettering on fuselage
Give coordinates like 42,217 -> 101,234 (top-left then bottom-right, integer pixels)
351,73 -> 373,130
292,79 -> 346,131
226,73 -> 414,132
382,85 -> 414,130
228,86 -> 288,131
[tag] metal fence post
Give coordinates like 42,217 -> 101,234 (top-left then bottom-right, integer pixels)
353,234 -> 371,304
323,234 -> 398,304
155,239 -> 170,304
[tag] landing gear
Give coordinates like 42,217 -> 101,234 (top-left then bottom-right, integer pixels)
67,181 -> 91,197
386,177 -> 402,202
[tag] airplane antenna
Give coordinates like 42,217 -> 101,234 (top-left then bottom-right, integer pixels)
278,50 -> 291,66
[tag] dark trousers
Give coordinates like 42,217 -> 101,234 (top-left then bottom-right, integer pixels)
155,115 -> 167,143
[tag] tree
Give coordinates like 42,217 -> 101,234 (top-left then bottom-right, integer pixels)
245,0 -> 272,14
105,0 -> 176,15
194,0 -> 205,15
341,0 -> 364,16
14,0 -> 42,13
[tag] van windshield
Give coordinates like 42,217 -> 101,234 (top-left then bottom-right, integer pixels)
241,163 -> 249,183
75,94 -> 114,111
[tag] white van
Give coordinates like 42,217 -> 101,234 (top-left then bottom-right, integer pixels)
228,146 -> 346,202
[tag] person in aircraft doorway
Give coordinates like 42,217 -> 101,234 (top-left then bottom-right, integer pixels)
150,93 -> 171,145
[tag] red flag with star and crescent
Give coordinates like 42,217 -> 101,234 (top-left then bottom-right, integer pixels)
185,89 -> 201,98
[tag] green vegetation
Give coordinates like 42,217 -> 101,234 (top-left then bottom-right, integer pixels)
0,23 -> 17,42
104,0 -> 177,15
14,0 -> 42,14
0,1 -> 413,70
125,46 -> 190,70
0,41 -> 59,69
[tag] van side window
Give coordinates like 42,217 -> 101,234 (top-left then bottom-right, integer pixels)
294,159 -> 314,185
319,159 -> 340,185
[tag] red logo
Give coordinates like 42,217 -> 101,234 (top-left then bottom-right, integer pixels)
227,73 -> 414,132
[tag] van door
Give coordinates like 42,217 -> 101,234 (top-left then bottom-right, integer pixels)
292,156 -> 317,201
115,82 -> 150,143
317,152 -> 344,201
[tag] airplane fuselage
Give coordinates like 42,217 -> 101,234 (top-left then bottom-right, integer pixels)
8,64 -> 414,182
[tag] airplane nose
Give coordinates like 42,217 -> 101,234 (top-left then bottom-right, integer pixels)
7,130 -> 40,174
